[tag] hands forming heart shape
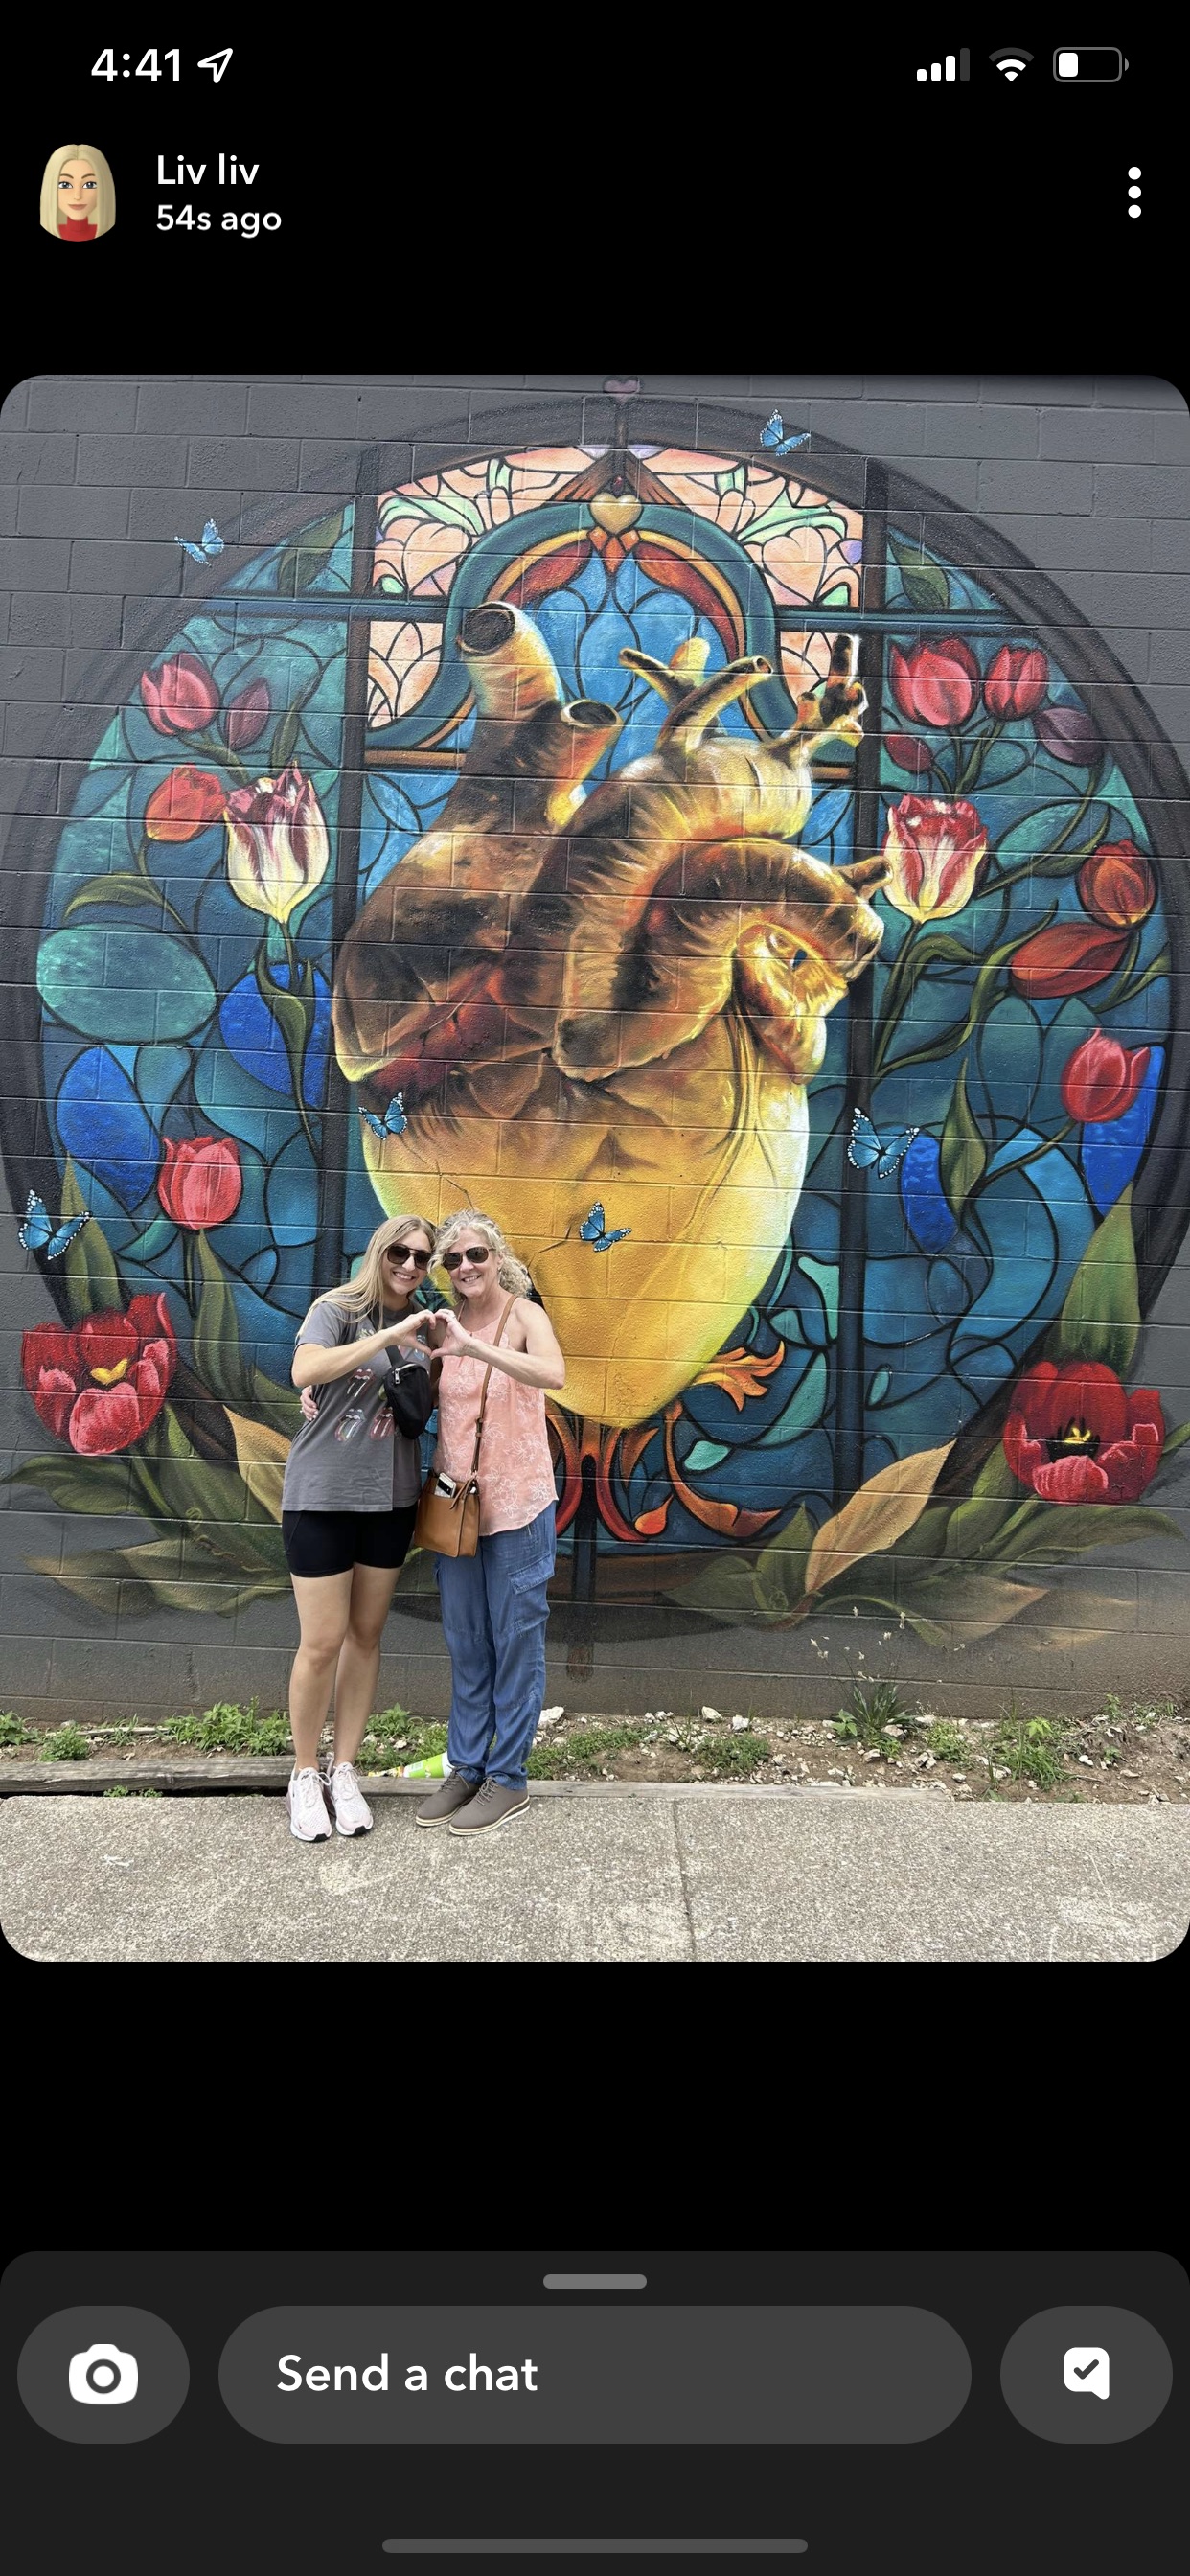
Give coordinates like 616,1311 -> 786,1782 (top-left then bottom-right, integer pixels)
334,602 -> 888,1427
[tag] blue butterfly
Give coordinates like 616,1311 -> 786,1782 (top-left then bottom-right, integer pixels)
174,518 -> 225,566
760,409 -> 811,455
358,1093 -> 407,1138
847,1109 -> 921,1178
580,1201 -> 631,1251
19,1190 -> 91,1260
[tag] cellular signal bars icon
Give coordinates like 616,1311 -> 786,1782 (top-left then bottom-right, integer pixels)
917,51 -> 970,80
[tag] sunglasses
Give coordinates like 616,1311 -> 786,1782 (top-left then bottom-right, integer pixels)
386,1246 -> 431,1270
441,1246 -> 490,1271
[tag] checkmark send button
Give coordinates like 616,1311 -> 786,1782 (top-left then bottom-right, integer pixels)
1064,2345 -> 1110,2400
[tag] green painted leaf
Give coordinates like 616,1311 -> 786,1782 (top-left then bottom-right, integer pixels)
63,870 -> 185,928
889,534 -> 950,612
1049,1184 -> 1138,1372
971,1440 -> 1018,1499
938,1494 -> 1025,1556
253,950 -> 315,1100
1001,1502 -> 1181,1563
939,1061 -> 986,1224
753,1503 -> 816,1612
37,925 -> 216,1043
270,703 -> 302,771
682,1439 -> 731,1475
881,1500 -> 952,1562
756,1351 -> 828,1447
660,1558 -> 765,1625
276,507 -> 346,598
249,1367 -> 301,1438
192,1230 -> 253,1412
7,1453 -> 138,1513
892,1568 -> 1048,1636
59,1157 -> 122,1317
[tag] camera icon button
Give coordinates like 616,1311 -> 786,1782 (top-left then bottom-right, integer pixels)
19,2307 -> 187,2443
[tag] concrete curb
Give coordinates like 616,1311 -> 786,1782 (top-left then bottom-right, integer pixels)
0,1760 -> 902,1799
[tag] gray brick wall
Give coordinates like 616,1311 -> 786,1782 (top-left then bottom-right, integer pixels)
2,374 -> 1188,1728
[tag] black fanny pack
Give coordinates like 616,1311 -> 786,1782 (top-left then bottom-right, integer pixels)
383,1358 -> 436,1439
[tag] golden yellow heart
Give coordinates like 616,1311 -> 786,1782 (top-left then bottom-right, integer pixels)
588,493 -> 642,537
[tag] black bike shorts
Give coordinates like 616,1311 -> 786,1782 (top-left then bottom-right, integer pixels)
282,1505 -> 419,1579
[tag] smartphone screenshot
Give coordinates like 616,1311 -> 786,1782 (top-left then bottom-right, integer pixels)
1,34 -> 1187,1966
3,2248 -> 1183,2572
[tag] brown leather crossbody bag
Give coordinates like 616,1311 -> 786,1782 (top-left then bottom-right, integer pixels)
413,1295 -> 516,1558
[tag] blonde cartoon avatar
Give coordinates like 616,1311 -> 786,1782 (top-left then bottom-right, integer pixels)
40,145 -> 116,242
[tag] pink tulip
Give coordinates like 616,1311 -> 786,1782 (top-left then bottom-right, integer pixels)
140,651 -> 218,736
224,764 -> 331,923
881,796 -> 988,923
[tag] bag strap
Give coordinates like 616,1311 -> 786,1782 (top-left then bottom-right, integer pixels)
468,1294 -> 517,1481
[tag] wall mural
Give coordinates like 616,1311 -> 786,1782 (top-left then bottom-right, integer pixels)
5,417 -> 1189,1656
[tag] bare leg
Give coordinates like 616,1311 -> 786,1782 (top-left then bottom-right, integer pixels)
288,1571 -> 353,1771
331,1560 -> 401,1766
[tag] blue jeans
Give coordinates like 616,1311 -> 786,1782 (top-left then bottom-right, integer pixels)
435,1503 -> 557,1790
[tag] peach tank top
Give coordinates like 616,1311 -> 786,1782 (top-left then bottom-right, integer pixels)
433,1313 -> 558,1536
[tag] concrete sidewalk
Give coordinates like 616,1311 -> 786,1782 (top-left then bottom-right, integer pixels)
2,1784 -> 1187,1960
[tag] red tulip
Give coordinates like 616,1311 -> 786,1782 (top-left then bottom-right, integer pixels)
157,1135 -> 242,1230
881,795 -> 987,922
983,644 -> 1048,720
1009,920 -> 1128,999
1077,839 -> 1156,930
223,678 -> 271,751
889,636 -> 979,730
21,1294 -> 175,1456
1061,1030 -> 1152,1124
1003,1358 -> 1163,1505
886,731 -> 934,775
140,651 -> 218,736
144,766 -> 227,842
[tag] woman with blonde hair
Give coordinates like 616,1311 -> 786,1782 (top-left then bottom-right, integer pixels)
413,1208 -> 565,1838
40,145 -> 117,240
282,1211 -> 437,1841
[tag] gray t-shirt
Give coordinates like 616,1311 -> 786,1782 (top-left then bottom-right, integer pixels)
281,1300 -> 430,1514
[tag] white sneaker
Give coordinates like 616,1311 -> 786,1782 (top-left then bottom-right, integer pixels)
324,1760 -> 374,1837
287,1766 -> 332,1841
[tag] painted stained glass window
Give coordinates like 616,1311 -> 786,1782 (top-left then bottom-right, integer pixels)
13,428 -> 1186,1645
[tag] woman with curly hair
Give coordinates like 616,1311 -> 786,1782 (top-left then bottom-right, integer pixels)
414,1208 -> 565,1838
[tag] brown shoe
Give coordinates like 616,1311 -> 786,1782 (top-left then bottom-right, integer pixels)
447,1779 -> 530,1836
415,1772 -> 481,1827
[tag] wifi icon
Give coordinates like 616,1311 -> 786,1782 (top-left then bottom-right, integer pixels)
990,46 -> 1033,79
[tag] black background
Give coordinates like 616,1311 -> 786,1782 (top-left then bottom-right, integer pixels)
13,27 -> 1165,362
2,2248 -> 1184,2573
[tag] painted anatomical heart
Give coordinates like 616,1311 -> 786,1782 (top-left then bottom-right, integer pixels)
334,603 -> 888,1426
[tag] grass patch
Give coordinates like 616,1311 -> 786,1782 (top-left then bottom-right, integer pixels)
359,1714 -> 446,1769
38,1724 -> 90,1762
925,1721 -> 968,1763
991,1713 -> 1065,1789
697,1730 -> 770,1777
829,1679 -> 915,1755
0,1712 -> 34,1746
160,1700 -> 293,1755
528,1721 -> 648,1779
1101,1692 -> 1182,1730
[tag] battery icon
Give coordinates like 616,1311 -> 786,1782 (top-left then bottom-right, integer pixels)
1054,46 -> 1127,79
